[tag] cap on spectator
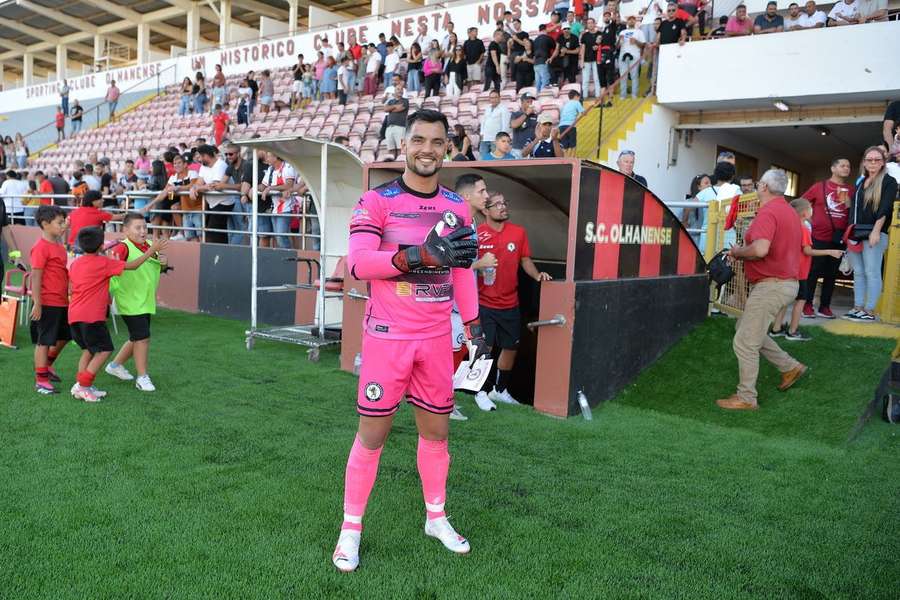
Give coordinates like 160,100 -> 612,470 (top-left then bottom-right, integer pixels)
561,24 -> 570,30
520,93 -> 535,101
538,114 -> 554,124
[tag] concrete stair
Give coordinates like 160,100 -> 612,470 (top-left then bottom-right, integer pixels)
575,70 -> 655,162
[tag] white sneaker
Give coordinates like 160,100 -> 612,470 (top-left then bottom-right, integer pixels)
473,391 -> 496,411
135,375 -> 156,392
71,384 -> 101,403
488,388 -> 520,405
105,362 -> 134,381
169,234 -> 185,241
70,383 -> 107,398
332,529 -> 361,572
449,406 -> 468,421
425,517 -> 470,554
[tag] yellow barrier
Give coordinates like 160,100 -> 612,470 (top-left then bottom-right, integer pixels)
875,200 -> 900,325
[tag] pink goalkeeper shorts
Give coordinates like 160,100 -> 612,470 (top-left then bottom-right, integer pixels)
357,332 -> 454,417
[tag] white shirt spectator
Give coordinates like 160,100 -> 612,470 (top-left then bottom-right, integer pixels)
263,162 -> 298,215
198,158 -> 233,207
338,64 -> 349,91
366,52 -> 382,74
0,177 -> 29,214
382,85 -> 412,101
783,14 -> 803,29
480,104 -> 511,145
617,27 -> 645,65
828,0 -> 859,23
886,162 -> 900,186
857,0 -> 887,21
797,9 -> 827,27
385,49 -> 401,74
83,174 -> 102,191
167,170 -> 198,186
413,33 -> 430,49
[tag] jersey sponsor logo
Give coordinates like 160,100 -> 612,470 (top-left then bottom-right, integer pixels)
396,281 -> 452,300
419,205 -> 436,211
440,188 -> 464,204
390,212 -> 421,219
377,183 -> 403,198
364,382 -> 383,401
507,242 -> 516,252
375,324 -> 389,333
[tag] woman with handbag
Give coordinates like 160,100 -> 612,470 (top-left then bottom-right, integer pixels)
798,157 -> 854,319
844,146 -> 896,322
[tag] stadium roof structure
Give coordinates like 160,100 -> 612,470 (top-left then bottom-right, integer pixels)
0,0 -> 375,80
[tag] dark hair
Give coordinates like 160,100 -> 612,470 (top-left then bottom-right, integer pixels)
197,144 -> 218,157
767,1 -> 777,6
35,205 -> 65,228
77,226 -> 105,254
454,173 -> 484,194
689,174 -> 709,198
831,157 -> 850,167
495,131 -> 510,141
125,159 -> 135,166
712,161 -> 736,183
719,15 -> 728,24
539,24 -> 547,31
83,190 -> 103,206
568,90 -> 581,99
5,169 -> 16,179
149,160 -> 167,191
405,109 -> 449,136
162,151 -> 175,164
738,174 -> 754,183
122,212 -> 145,227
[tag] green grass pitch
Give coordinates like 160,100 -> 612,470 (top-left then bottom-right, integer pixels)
1,310 -> 897,598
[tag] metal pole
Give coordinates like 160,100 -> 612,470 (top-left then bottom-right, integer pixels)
317,143 -> 327,340
596,103 -> 604,160
250,149 -> 259,336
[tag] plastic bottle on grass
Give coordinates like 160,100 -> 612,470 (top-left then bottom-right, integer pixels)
577,391 -> 592,421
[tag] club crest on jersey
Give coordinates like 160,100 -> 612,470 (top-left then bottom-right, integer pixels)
442,210 -> 459,229
507,242 -> 516,252
364,382 -> 383,401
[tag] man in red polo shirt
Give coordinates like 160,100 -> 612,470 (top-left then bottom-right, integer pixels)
719,169 -> 807,411
475,191 -> 552,407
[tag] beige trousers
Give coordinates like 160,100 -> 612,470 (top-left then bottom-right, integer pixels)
733,279 -> 801,403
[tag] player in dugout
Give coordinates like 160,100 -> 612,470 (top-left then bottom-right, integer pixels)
474,191 -> 552,408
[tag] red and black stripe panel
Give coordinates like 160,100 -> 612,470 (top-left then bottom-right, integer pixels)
574,166 -> 706,280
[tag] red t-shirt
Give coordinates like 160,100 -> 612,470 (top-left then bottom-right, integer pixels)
476,222 -> 531,309
110,239 -> 150,261
30,238 -> 69,307
67,254 -> 125,324
213,112 -> 230,146
546,22 -> 562,41
798,225 -> 812,280
68,206 -> 113,246
743,196 -> 802,283
164,162 -> 175,178
38,179 -> 54,205
800,180 -> 853,241
55,111 -> 65,128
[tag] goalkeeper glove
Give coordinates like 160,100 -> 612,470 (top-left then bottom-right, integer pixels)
392,221 -> 478,272
464,319 -> 490,366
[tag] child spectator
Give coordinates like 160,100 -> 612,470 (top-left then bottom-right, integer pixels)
67,190 -> 122,250
67,226 -> 166,402
771,198 -> 844,340
55,106 -> 65,142
708,15 -> 728,38
105,214 -> 169,392
30,205 -> 70,394
211,104 -> 230,146
558,90 -> 584,157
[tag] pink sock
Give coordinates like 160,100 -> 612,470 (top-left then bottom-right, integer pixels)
417,436 -> 450,520
341,435 -> 383,532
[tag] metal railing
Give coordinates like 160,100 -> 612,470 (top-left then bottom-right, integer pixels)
4,189 -> 321,250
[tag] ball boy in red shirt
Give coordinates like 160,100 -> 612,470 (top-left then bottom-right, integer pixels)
30,205 -> 71,394
67,226 -> 167,402
67,190 -> 125,250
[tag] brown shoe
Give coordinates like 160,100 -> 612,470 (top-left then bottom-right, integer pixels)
716,395 -> 759,410
778,364 -> 808,391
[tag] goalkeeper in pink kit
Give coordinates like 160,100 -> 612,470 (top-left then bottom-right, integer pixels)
333,110 -> 489,572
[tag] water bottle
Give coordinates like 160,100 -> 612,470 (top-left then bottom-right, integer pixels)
353,352 -> 362,376
577,391 -> 593,421
483,267 -> 496,286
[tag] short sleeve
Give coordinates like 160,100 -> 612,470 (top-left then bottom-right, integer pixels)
801,227 -> 812,247
281,164 -> 297,180
100,211 -> 114,222
800,183 -> 820,204
111,243 -> 129,261
885,101 -> 900,123
31,243 -> 47,269
519,227 -> 532,258
241,162 -> 255,185
106,258 -> 126,277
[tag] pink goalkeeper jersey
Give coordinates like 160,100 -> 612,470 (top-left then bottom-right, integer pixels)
348,177 -> 479,340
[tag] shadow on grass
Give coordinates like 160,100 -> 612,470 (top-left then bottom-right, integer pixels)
613,316 -> 895,446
